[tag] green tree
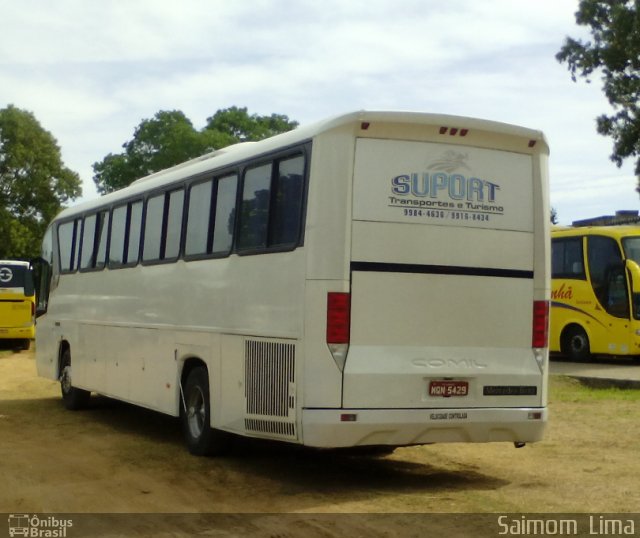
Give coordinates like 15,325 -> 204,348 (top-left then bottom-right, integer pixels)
0,105 -> 82,258
93,107 -> 298,195
205,106 -> 298,142
556,0 -> 640,190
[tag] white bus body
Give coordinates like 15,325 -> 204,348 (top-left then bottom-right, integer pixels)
35,111 -> 550,454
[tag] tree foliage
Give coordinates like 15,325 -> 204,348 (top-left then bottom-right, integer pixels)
0,105 -> 82,258
93,107 -> 298,195
556,0 -> 640,189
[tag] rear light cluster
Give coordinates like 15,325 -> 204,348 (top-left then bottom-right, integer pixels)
327,292 -> 350,344
327,292 -> 351,371
532,300 -> 549,348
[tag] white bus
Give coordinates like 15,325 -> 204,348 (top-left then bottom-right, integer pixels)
35,111 -> 550,455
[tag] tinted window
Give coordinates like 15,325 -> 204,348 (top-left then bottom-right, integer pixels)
127,201 -> 143,264
109,205 -> 127,266
58,221 -> 80,272
0,263 -> 27,288
185,180 -> 213,257
588,235 -> 623,307
143,194 -> 164,262
622,236 -> 640,265
80,214 -> 97,270
165,190 -> 184,259
212,175 -> 238,254
95,211 -> 109,270
551,237 -> 585,279
271,156 -> 304,246
238,164 -> 271,250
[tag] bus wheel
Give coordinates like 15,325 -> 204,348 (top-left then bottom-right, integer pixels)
181,366 -> 229,456
59,349 -> 91,410
21,339 -> 31,351
562,326 -> 591,361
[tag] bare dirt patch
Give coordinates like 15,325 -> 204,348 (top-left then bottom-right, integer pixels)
1,349 -> 639,535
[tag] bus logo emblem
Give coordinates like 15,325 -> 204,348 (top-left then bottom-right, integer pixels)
0,267 -> 13,283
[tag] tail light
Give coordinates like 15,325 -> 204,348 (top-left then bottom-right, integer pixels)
532,300 -> 549,348
327,292 -> 350,371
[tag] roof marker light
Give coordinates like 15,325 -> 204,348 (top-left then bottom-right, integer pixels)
528,140 -> 537,148
439,127 -> 448,135
361,122 -> 370,130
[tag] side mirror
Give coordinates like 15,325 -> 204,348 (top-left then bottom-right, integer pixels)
30,257 -> 51,318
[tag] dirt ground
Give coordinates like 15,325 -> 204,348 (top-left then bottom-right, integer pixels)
1,348 -> 639,536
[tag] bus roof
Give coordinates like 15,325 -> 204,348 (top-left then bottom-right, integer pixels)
54,110 -> 548,221
0,260 -> 29,267
552,225 -> 640,238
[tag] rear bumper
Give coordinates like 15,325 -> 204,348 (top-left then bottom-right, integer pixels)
301,407 -> 547,448
0,326 -> 35,340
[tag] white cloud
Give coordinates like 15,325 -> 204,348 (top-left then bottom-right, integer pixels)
0,0 -> 637,219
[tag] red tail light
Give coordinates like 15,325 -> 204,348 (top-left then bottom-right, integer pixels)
327,292 -> 351,344
532,300 -> 549,348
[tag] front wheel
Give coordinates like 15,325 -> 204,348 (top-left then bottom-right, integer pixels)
561,326 -> 591,361
60,348 -> 91,410
181,366 -> 229,456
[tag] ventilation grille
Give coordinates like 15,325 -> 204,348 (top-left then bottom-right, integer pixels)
244,340 -> 296,439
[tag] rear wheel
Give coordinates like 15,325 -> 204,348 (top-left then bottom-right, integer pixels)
561,325 -> 591,361
60,348 -> 91,410
181,366 -> 229,456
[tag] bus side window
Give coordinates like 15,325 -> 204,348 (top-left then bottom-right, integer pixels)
588,235 -> 624,308
212,175 -> 237,254
80,214 -> 97,270
237,154 -> 305,253
95,211 -> 109,270
58,219 -> 81,273
185,179 -> 214,257
551,237 -> 585,279
604,265 -> 630,318
271,156 -> 304,246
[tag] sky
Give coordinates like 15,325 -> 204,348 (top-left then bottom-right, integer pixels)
1,0 -> 638,225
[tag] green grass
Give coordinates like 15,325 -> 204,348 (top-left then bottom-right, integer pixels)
550,375 -> 640,402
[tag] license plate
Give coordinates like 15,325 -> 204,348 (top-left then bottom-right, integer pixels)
429,380 -> 469,397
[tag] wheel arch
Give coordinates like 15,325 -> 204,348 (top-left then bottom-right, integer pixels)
57,339 -> 71,378
178,355 -> 210,415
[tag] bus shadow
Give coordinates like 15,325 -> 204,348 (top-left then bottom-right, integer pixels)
11,395 -> 509,498
550,353 -> 639,366
85,396 -> 508,495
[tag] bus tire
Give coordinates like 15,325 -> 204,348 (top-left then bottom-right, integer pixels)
561,325 -> 591,361
181,366 -> 229,456
21,339 -> 31,351
60,348 -> 91,410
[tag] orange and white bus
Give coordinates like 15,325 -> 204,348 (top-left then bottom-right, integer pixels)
34,111 -> 550,455
0,260 -> 35,351
550,225 -> 640,360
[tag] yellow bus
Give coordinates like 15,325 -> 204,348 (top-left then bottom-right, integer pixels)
0,260 -> 36,351
550,226 -> 640,360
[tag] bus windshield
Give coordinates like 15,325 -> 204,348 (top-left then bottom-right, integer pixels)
622,236 -> 640,265
0,262 -> 34,295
